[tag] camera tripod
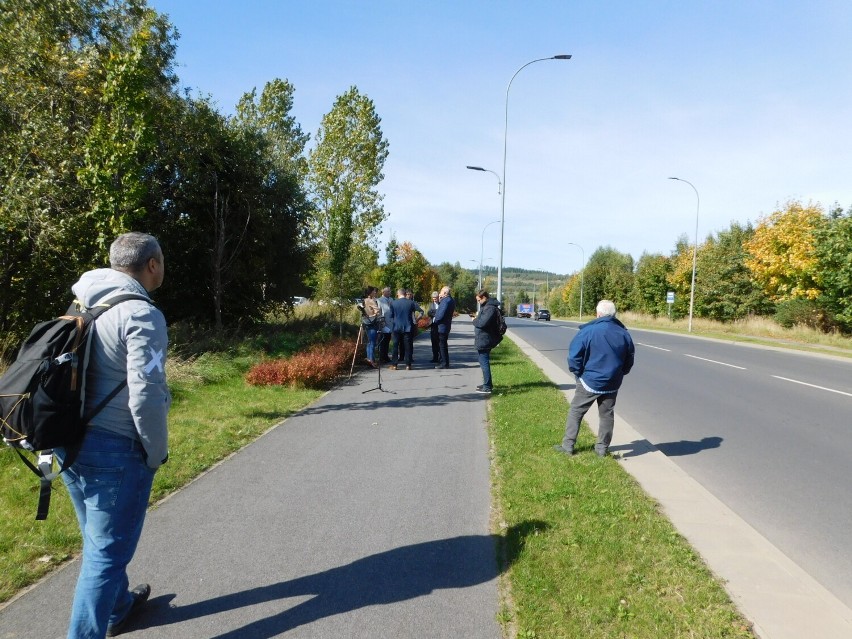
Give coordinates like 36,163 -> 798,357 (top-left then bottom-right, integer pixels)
348,326 -> 391,394
363,332 -> 392,394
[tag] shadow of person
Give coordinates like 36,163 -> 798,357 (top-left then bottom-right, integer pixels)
656,436 -> 722,456
140,521 -> 548,638
611,436 -> 723,458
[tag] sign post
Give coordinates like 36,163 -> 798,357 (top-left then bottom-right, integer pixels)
666,291 -> 675,319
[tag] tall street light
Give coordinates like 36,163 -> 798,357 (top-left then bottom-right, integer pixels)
668,177 -> 700,332
478,220 -> 501,291
466,166 -> 502,195
567,242 -> 584,322
498,54 -> 571,306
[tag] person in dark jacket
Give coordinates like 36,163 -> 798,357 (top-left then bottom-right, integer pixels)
472,290 -> 502,393
433,286 -> 455,368
554,299 -> 635,457
389,289 -> 417,370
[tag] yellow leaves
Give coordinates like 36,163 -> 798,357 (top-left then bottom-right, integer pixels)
744,200 -> 826,301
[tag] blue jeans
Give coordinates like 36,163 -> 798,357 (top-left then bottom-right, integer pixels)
365,327 -> 378,362
56,429 -> 155,639
477,349 -> 492,388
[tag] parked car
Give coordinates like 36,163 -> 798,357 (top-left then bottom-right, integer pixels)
534,309 -> 551,321
291,296 -> 308,306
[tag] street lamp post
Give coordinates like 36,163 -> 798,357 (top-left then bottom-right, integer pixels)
567,242 -> 584,321
466,166 -> 502,195
497,54 -> 571,306
668,177 -> 700,332
478,220 -> 501,291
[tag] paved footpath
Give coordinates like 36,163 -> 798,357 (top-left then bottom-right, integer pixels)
0,319 -> 501,639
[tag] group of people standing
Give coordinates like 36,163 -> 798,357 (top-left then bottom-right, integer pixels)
361,285 -> 456,371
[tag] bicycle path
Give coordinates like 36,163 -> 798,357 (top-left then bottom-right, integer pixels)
0,319 -> 502,639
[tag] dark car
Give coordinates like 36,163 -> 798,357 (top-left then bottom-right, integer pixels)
534,309 -> 551,321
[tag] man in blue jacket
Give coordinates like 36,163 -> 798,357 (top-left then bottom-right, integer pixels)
389,289 -> 417,370
554,299 -> 635,457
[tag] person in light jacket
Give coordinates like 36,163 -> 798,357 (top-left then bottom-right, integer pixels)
56,232 -> 171,638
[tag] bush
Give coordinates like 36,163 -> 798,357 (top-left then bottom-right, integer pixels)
245,338 -> 354,388
774,299 -> 836,331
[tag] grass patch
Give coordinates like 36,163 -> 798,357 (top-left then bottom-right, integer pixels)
489,339 -> 754,638
0,314 -> 336,604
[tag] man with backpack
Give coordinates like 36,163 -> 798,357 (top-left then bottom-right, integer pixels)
56,232 -> 171,638
472,290 -> 503,394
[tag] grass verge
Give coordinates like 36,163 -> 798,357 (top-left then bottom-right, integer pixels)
488,339 -> 755,638
0,345 -> 325,604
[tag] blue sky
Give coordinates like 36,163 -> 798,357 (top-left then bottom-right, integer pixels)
148,0 -> 852,275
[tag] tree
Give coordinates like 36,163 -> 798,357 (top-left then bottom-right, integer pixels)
744,200 -> 826,302
666,235 -> 698,319
632,253 -> 671,317
814,210 -> 852,332
694,222 -> 772,321
0,0 -> 177,338
582,247 -> 635,312
307,86 -> 389,304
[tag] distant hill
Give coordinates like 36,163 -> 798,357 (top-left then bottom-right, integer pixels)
467,266 -> 569,301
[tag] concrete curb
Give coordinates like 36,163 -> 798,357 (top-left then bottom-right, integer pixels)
507,329 -> 852,639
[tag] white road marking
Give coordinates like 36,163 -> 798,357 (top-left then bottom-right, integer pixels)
772,375 -> 852,398
637,342 -> 670,351
684,354 -> 746,370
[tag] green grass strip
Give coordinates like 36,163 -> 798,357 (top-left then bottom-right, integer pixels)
0,351 -> 322,603
488,339 -> 754,638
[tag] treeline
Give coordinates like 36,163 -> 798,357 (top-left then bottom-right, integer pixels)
545,201 -> 852,333
1,0 -> 388,345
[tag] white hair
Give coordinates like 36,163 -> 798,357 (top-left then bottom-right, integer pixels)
596,300 -> 617,317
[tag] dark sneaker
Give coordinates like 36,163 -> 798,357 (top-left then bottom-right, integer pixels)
553,444 -> 574,456
107,584 -> 151,636
406,365 -> 412,370
475,386 -> 492,394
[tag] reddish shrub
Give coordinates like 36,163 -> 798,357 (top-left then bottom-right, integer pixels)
416,317 -> 431,330
245,338 -> 354,388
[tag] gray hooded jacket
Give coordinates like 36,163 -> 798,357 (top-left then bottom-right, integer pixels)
72,268 -> 171,469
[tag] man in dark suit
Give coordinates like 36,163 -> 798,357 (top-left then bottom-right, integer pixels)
389,289 -> 417,370
433,286 -> 455,369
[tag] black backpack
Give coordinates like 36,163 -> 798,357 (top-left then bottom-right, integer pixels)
0,294 -> 146,519
497,307 -> 508,336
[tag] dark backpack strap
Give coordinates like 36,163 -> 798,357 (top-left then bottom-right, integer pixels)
12,448 -> 76,520
28,293 -> 149,520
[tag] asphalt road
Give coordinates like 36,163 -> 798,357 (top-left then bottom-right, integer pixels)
508,316 -> 852,608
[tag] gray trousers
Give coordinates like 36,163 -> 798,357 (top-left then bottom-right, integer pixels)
562,383 -> 618,454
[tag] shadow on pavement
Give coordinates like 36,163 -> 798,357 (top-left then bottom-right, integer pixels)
136,521 -> 548,638
612,436 -> 723,458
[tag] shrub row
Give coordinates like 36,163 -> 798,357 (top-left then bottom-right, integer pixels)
245,338 -> 354,387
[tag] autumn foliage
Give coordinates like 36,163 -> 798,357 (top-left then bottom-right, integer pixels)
245,338 -> 354,387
